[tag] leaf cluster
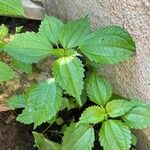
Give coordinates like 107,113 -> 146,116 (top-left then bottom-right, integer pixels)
0,24 -> 32,82
0,0 -> 25,82
0,24 -> 15,82
3,15 -> 150,150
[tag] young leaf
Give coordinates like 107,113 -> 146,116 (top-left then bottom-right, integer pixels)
122,105 -> 150,129
51,48 -> 79,58
4,32 -> 53,64
7,94 -> 27,110
86,72 -> 112,106
62,123 -> 94,150
55,117 -> 64,125
106,99 -> 135,118
53,56 -> 84,106
0,24 -> 8,40
0,61 -> 15,82
79,26 -> 135,64
0,24 -> 8,49
12,59 -> 32,75
33,132 -> 62,150
78,106 -> 106,125
38,16 -> 64,45
99,120 -> 131,150
17,78 -> 63,128
0,0 -> 25,16
15,26 -> 23,33
59,16 -> 89,49
131,134 -> 137,146
60,97 -> 78,111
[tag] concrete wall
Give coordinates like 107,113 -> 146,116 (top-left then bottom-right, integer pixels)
22,0 -> 45,20
44,0 -> 150,149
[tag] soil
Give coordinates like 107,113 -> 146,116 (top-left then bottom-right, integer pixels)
0,16 -> 40,32
0,111 -> 34,150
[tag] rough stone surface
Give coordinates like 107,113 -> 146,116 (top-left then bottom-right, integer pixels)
44,0 -> 150,149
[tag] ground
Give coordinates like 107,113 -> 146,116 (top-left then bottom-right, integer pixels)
0,111 -> 34,150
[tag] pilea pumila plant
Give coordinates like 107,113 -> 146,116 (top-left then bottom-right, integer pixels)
0,24 -> 32,82
0,0 -> 27,82
0,24 -> 15,82
2,16 -> 150,150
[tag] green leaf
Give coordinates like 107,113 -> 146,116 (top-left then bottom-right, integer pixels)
80,87 -> 88,105
56,117 -> 64,125
78,106 -> 106,125
7,94 -> 27,110
53,56 -> 84,106
99,120 -> 131,150
17,109 -> 33,124
62,123 -> 94,150
4,32 -> 53,64
47,116 -> 57,125
131,134 -> 137,146
60,16 -> 89,49
0,24 -> 8,40
106,99 -> 135,118
129,99 -> 147,107
0,24 -> 8,49
12,59 -> 32,74
38,16 -> 64,45
17,78 -> 63,128
60,97 -> 78,111
86,72 -> 112,106
15,26 -> 23,33
33,132 -> 62,150
0,61 -> 15,82
79,26 -> 135,64
0,0 -> 25,16
122,105 -> 150,129
61,124 -> 68,133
